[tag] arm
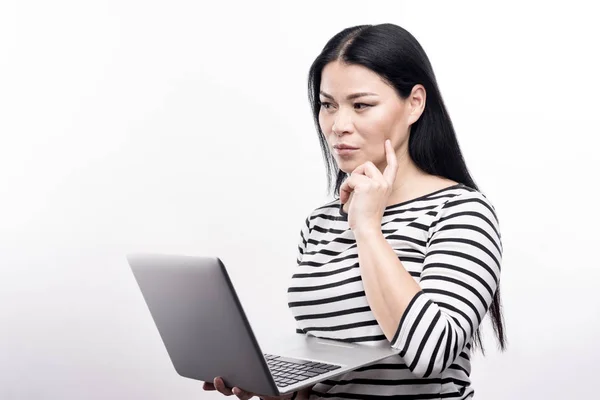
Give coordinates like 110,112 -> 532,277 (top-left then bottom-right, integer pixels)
295,385 -> 314,400
296,216 -> 310,266
354,192 -> 502,377
288,218 -> 315,399
292,216 -> 311,335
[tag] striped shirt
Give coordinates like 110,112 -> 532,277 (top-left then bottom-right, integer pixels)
287,183 -> 502,399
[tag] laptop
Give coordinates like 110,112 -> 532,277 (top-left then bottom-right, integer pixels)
127,253 -> 400,397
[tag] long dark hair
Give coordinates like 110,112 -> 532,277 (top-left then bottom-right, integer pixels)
307,23 -> 506,353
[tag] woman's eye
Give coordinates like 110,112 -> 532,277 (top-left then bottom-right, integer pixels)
319,102 -> 371,110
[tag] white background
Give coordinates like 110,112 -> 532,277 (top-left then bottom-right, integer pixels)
1,1 -> 599,399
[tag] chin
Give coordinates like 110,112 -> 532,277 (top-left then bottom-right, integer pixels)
336,163 -> 357,174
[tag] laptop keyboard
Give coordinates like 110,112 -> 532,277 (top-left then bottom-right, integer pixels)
263,353 -> 342,387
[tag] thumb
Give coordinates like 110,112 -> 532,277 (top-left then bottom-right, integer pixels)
340,188 -> 355,205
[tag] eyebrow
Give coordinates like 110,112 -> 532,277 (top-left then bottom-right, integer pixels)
319,91 -> 378,100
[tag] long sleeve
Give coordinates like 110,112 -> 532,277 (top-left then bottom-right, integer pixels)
390,191 -> 503,378
293,216 -> 311,334
296,216 -> 311,266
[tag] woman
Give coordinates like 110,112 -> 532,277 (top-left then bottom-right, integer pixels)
205,23 -> 506,400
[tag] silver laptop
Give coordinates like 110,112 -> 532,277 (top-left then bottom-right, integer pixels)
127,253 -> 399,397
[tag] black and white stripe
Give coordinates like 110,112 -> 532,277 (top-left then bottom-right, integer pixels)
288,183 -> 502,399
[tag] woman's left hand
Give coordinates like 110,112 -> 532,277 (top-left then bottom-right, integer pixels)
340,139 -> 399,234
204,377 -> 293,400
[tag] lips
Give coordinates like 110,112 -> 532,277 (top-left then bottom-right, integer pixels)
334,147 -> 358,157
334,144 -> 359,150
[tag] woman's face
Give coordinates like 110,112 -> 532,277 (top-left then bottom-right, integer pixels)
318,60 -> 422,174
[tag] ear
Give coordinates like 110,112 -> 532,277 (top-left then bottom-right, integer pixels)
407,84 -> 426,125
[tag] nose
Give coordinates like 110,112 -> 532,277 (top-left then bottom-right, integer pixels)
331,108 -> 354,136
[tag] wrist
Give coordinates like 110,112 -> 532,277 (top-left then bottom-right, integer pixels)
352,224 -> 382,240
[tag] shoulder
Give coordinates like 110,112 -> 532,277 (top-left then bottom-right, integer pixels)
296,198 -> 341,234
305,198 -> 344,224
428,185 -> 502,245
435,186 -> 500,222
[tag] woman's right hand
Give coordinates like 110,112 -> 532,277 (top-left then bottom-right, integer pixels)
202,377 -> 295,400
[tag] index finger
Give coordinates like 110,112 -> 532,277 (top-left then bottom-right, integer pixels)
382,139 -> 398,185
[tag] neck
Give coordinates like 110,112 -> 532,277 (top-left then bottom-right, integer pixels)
377,146 -> 429,205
